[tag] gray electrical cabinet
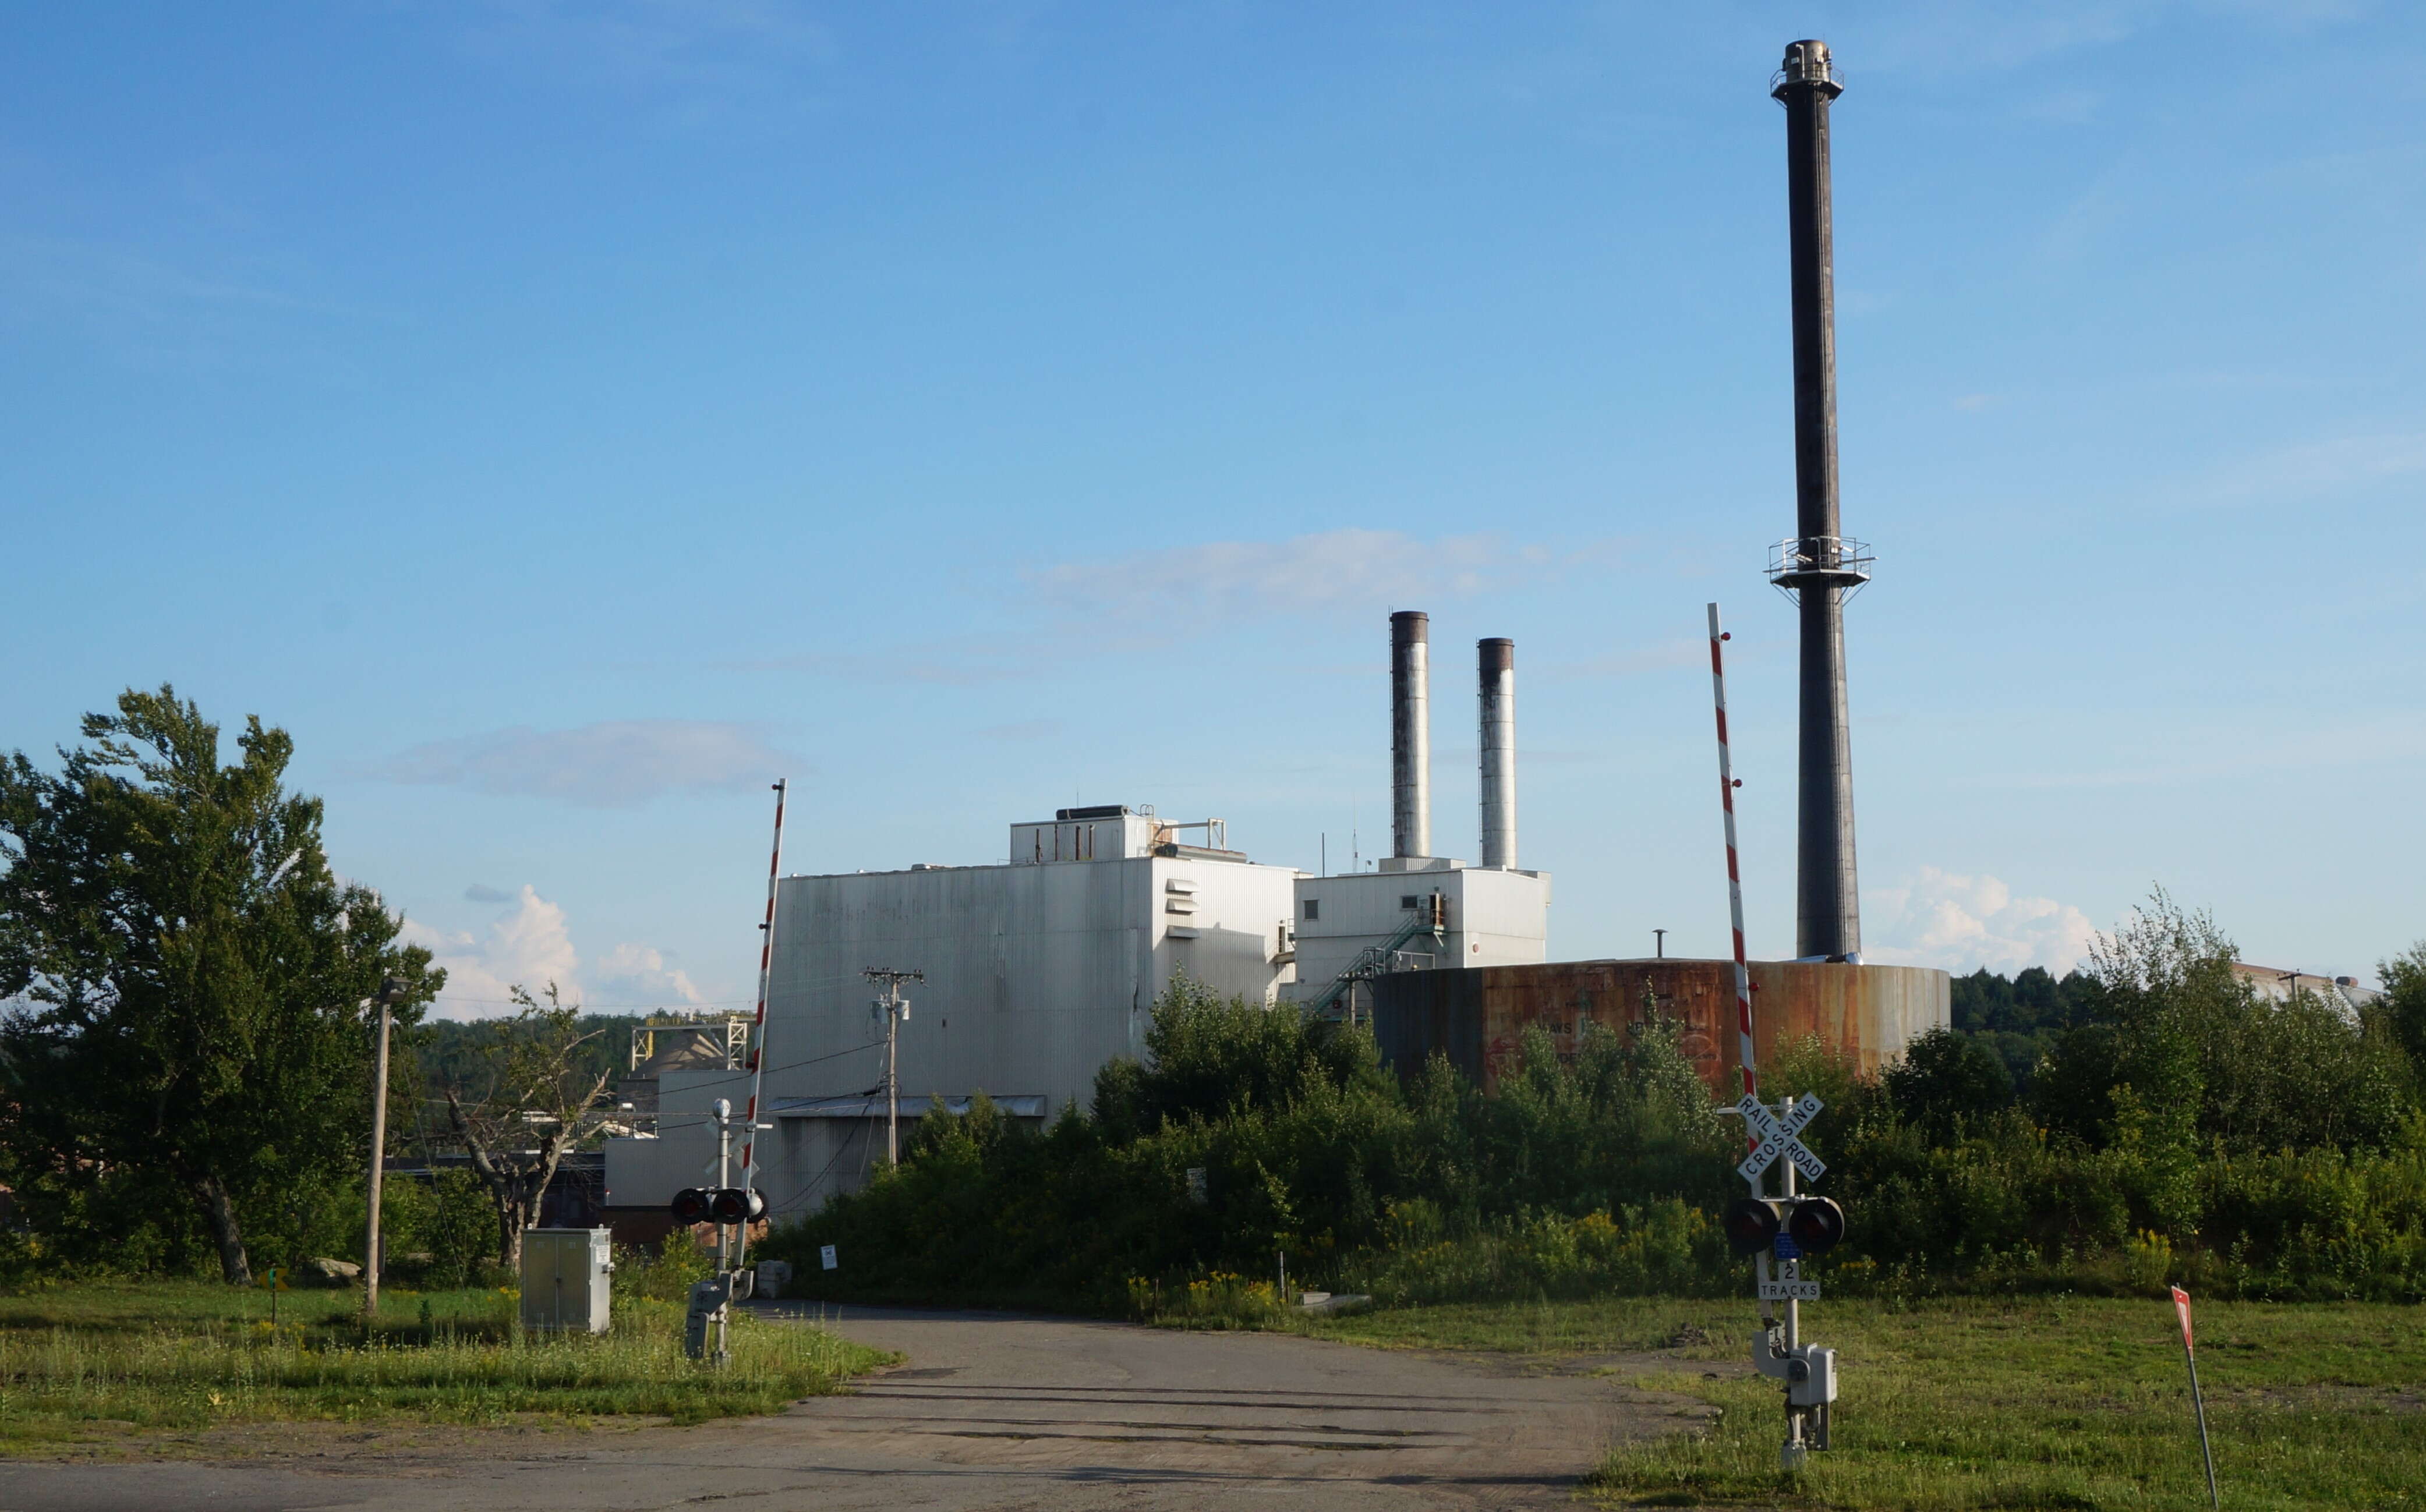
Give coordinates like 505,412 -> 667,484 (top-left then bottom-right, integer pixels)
521,1227 -> 614,1334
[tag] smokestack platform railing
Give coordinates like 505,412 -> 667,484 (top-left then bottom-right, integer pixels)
1769,51 -> 1844,100
1766,536 -> 1874,603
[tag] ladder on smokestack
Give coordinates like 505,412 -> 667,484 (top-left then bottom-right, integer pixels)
1304,893 -> 1447,1021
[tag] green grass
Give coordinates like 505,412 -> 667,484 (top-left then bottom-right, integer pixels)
1307,1295 -> 2426,1510
0,1280 -> 888,1448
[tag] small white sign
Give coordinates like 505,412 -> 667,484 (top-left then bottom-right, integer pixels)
820,1244 -> 838,1271
1759,1279 -> 1821,1301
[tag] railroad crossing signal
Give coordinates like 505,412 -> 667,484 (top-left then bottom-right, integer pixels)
1727,1091 -> 1841,1470
1736,1093 -> 1826,1185
671,1187 -> 765,1226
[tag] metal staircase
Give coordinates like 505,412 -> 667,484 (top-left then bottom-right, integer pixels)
1304,892 -> 1447,1020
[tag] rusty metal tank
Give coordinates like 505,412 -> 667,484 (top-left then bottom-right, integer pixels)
1368,958 -> 1948,1094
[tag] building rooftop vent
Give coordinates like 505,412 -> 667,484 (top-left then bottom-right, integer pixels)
1057,804 -> 1132,821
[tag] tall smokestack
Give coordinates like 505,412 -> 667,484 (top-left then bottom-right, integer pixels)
1477,638 -> 1515,869
1389,611 -> 1430,859
1770,38 -> 1868,962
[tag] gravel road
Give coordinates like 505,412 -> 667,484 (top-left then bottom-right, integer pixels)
0,1302 -> 1706,1511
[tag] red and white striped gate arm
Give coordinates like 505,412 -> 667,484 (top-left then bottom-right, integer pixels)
734,778 -> 787,1266
1706,604 -> 1760,1132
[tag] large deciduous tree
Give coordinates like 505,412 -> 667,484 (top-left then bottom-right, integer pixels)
439,983 -> 616,1271
0,686 -> 439,1283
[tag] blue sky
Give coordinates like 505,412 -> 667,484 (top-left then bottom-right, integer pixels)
5,2 -> 2420,1017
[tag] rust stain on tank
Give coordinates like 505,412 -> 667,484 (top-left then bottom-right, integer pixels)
1371,958 -> 1949,1094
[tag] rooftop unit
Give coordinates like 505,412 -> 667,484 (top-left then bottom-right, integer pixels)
1009,806 -> 1240,866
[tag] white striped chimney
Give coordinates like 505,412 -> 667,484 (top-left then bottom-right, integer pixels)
1478,638 -> 1515,868
1389,611 -> 1430,859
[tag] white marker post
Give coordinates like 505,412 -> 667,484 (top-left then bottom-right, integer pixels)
2172,1286 -> 2221,1511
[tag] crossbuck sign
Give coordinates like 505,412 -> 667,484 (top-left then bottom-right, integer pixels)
1737,1093 -> 1826,1187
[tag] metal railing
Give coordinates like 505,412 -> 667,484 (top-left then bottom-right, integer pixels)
1765,536 -> 1874,600
1303,895 -> 1447,1019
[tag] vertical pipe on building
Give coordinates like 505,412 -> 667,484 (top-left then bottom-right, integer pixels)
1389,611 -> 1431,860
1477,638 -> 1515,869
1775,39 -> 1861,962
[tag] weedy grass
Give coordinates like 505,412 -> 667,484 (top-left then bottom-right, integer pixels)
0,1280 -> 886,1447
1309,1295 -> 2426,1511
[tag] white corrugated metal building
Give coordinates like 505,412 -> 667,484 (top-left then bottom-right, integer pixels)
607,806 -> 1302,1221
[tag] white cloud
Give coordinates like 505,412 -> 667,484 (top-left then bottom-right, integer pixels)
1866,867 -> 2098,977
594,942 -> 705,1009
406,886 -> 706,1021
406,885 -> 581,1021
367,719 -> 798,808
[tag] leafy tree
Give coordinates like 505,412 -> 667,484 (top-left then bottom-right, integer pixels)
1884,1027 -> 2015,1140
437,983 -> 616,1269
1090,975 -> 1386,1142
2373,943 -> 2426,1089
0,686 -> 438,1282
413,1011 -> 645,1105
2037,889 -> 2413,1209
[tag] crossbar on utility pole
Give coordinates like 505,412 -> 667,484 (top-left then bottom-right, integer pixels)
863,969 -> 923,1166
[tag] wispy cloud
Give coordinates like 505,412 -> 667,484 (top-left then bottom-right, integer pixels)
1545,637 -> 1705,680
1861,3 -> 2151,75
738,530 -> 1610,685
367,719 -> 798,808
0,233 -> 384,374
2228,431 -> 2426,497
975,718 -> 1065,742
1021,529 -> 1597,625
1959,711 -> 2426,790
454,0 -> 834,98
731,636 -> 1065,686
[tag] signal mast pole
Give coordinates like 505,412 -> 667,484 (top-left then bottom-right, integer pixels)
730,780 -> 786,1276
1707,603 -> 1759,1123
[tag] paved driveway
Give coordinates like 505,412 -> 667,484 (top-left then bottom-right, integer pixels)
0,1304 -> 1703,1511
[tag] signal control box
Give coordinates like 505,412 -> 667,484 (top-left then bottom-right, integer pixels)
1786,1345 -> 1837,1407
521,1227 -> 614,1334
683,1267 -> 756,1359
1752,1332 -> 1839,1405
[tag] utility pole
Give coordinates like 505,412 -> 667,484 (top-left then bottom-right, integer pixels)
863,968 -> 922,1166
362,974 -> 409,1319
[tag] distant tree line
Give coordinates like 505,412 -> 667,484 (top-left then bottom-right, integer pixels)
1944,963 -> 2097,1094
